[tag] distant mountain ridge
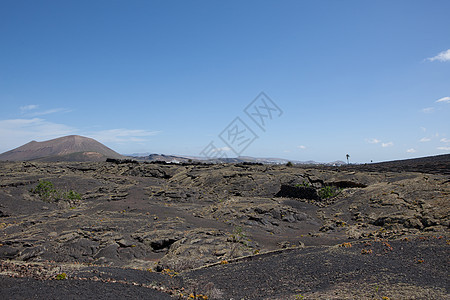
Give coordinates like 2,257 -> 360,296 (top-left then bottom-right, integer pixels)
0,135 -> 124,162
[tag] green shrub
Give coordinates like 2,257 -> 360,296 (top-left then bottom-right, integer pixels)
31,180 -> 58,202
64,190 -> 82,201
55,272 -> 67,280
31,181 -> 82,203
319,186 -> 341,199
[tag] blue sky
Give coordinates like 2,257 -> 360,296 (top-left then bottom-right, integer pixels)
1,0 -> 449,163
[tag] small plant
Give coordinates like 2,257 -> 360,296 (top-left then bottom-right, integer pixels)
295,180 -> 310,188
161,268 -> 178,277
339,242 -> 352,248
229,226 -> 250,257
361,249 -> 373,254
318,186 -> 341,199
231,226 -> 247,244
189,294 -> 208,300
31,180 -> 58,201
31,181 -> 82,204
64,190 -> 82,201
383,242 -> 393,251
286,161 -> 293,167
55,272 -> 67,280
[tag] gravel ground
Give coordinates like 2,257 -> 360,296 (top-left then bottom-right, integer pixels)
0,276 -> 173,299
182,236 -> 449,299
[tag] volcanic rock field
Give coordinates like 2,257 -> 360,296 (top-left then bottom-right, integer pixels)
0,159 -> 449,299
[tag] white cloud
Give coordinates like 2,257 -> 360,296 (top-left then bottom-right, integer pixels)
427,49 -> 450,62
89,128 -> 161,143
420,137 -> 431,142
297,145 -> 306,149
436,96 -> 450,104
368,138 -> 395,148
420,127 -> 427,132
20,104 -> 39,112
437,146 -> 450,151
18,104 -> 71,117
28,108 -> 72,117
0,118 -> 76,152
440,138 -> 450,143
0,116 -> 162,154
421,107 -> 435,113
406,148 -> 417,153
367,138 -> 380,144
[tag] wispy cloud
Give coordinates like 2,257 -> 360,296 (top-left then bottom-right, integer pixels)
89,128 -> 161,143
427,49 -> 450,62
420,137 -> 431,142
421,107 -> 434,113
367,138 -> 394,148
437,146 -> 450,151
436,96 -> 450,104
406,148 -> 417,153
0,115 -> 162,153
366,138 -> 380,144
441,138 -> 450,143
19,104 -> 71,117
0,118 -> 76,152
28,108 -> 72,117
20,104 -> 39,112
297,145 -> 306,149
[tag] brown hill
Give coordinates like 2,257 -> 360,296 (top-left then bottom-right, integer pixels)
0,135 -> 124,162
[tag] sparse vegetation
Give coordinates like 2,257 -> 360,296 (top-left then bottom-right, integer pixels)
295,180 -> 310,188
231,226 -> 248,245
65,190 -> 82,201
31,180 -> 57,202
286,161 -> 293,167
161,268 -> 178,277
55,272 -> 67,280
318,185 -> 342,199
229,226 -> 250,257
30,180 -> 82,204
361,249 -> 373,254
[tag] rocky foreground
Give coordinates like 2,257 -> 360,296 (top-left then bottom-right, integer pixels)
0,159 -> 448,299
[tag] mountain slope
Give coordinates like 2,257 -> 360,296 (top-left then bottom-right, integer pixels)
0,135 -> 124,162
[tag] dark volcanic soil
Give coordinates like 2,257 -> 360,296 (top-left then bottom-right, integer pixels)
0,159 -> 448,299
